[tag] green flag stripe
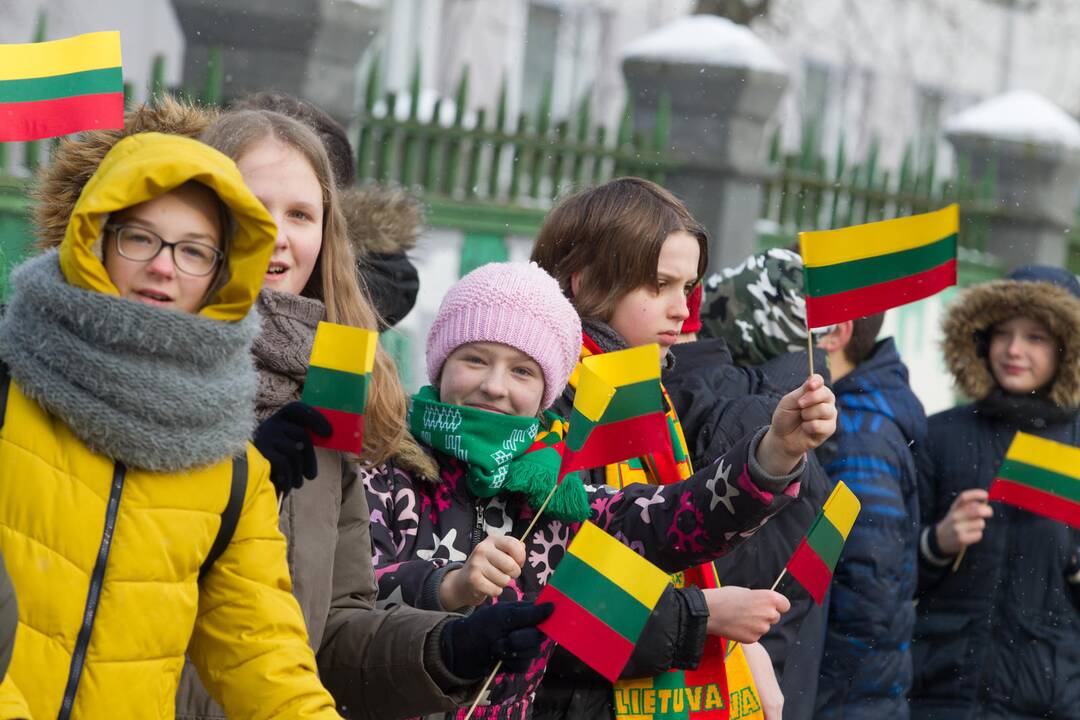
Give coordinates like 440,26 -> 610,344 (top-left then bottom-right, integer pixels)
804,234 -> 957,297
565,407 -> 599,452
599,378 -> 662,425
805,514 -> 845,571
548,551 -> 653,642
0,67 -> 122,104
303,365 -> 369,414
998,458 -> 1080,505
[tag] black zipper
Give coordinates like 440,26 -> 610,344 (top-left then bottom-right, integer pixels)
58,461 -> 126,720
472,500 -> 485,550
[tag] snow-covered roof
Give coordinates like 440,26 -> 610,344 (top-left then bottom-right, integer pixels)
945,90 -> 1080,151
621,15 -> 785,74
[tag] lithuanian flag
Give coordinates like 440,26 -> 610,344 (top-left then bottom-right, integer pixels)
988,432 -> 1080,529
799,204 -> 959,328
538,521 -> 671,683
0,31 -> 124,142
561,344 -> 671,478
785,481 -> 861,604
300,321 -> 378,454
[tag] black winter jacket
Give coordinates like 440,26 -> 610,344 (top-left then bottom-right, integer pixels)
814,338 -> 925,720
911,271 -> 1080,720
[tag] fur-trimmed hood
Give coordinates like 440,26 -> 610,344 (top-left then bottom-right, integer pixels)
943,275 -> 1080,408
340,184 -> 423,257
33,96 -> 216,251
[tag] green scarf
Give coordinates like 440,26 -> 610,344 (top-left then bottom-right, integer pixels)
409,386 -> 591,522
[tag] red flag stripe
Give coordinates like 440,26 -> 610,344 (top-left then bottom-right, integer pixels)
310,407 -> 365,454
804,259 -> 956,328
0,92 -> 124,142
988,477 -> 1080,530
785,538 -> 831,604
537,584 -> 635,683
560,412 -> 672,475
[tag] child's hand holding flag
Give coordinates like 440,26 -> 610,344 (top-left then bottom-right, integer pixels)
758,373 -> 836,476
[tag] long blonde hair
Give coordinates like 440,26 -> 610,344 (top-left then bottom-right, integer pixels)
202,109 -> 434,476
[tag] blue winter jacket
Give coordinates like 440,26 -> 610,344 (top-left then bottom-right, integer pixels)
814,338 -> 926,719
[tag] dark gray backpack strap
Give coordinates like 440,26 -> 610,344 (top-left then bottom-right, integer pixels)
199,453 -> 248,582
0,361 -> 8,430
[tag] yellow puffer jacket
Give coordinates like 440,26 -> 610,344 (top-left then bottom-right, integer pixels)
0,134 -> 341,719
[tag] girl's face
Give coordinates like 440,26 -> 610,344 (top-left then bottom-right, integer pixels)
439,342 -> 545,417
103,183 -> 222,314
988,316 -> 1060,394
606,230 -> 700,357
236,137 -> 324,296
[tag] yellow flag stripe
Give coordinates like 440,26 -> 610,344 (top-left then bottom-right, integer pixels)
573,363 -> 616,423
1007,431 -> 1080,481
0,32 -> 123,82
568,522 -> 670,609
822,481 -> 861,539
799,204 -> 959,268
309,322 -> 379,375
582,344 -> 661,387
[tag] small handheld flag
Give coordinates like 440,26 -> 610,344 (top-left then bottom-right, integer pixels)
537,522 -> 671,683
784,481 -> 861,604
561,344 -> 671,477
0,31 -> 124,142
799,204 -> 959,328
300,321 -> 378,454
988,432 -> 1080,529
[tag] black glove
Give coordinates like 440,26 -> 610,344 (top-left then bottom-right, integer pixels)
253,401 -> 332,496
440,601 -> 554,679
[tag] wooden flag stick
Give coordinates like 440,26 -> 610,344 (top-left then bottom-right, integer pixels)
806,322 -> 815,378
463,481 -> 562,719
463,659 -> 502,720
951,547 -> 966,572
770,567 -> 788,592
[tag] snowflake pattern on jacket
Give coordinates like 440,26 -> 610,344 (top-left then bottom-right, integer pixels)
362,429 -> 803,720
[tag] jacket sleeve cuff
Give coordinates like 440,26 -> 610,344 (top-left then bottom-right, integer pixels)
920,526 -> 954,567
424,618 -> 481,688
672,586 -> 709,670
746,426 -> 805,494
419,562 -> 463,611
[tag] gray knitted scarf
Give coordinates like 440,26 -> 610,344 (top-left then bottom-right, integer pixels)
0,251 -> 260,473
251,288 -> 326,423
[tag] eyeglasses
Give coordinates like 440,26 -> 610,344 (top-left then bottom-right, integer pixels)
105,224 -> 224,277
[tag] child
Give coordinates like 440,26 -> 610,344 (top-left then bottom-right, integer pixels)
531,179 -> 836,720
363,260 -> 834,718
912,266 -> 1080,719
0,133 -> 340,718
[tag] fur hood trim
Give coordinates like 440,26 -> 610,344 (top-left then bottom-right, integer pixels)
33,96 -> 216,251
943,278 -> 1080,407
340,184 -> 424,257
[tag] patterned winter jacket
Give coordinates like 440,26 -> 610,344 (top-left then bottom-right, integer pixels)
363,428 -> 806,719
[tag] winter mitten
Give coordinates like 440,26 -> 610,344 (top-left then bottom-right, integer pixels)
252,401 -> 332,496
440,601 -> 554,679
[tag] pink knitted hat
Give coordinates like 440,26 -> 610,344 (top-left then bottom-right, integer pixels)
427,262 -> 582,409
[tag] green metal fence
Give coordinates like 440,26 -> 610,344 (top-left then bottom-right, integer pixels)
354,55 -> 680,244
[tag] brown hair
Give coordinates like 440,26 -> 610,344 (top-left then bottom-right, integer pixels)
844,313 -> 886,365
201,109 -> 435,476
530,177 -> 709,320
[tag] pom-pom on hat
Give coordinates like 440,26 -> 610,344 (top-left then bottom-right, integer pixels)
427,262 -> 582,410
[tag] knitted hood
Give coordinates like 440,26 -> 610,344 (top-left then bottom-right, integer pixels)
943,269 -> 1080,408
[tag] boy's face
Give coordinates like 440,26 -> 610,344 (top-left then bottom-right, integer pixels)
438,342 -> 545,418
607,230 -> 700,358
988,315 -> 1060,395
103,183 -> 223,314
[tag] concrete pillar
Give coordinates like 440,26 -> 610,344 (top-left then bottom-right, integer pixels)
170,0 -> 382,122
945,90 -> 1080,270
621,15 -> 788,271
